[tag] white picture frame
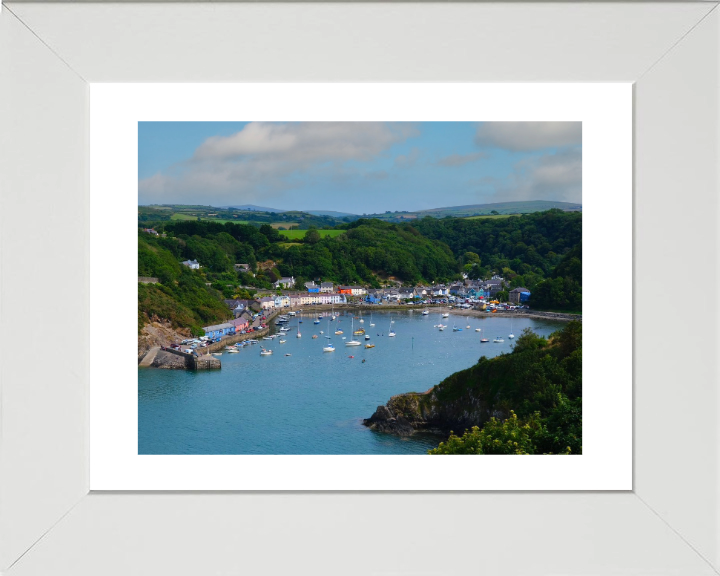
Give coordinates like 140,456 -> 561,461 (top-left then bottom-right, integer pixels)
1,2 -> 718,574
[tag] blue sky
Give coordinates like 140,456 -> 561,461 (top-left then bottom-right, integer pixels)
138,121 -> 581,213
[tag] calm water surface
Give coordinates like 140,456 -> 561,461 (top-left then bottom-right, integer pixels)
138,311 -> 563,454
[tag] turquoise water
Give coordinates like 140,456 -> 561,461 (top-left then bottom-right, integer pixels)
138,311 -> 563,454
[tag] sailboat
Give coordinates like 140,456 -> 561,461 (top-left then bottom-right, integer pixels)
369,313 -> 375,327
466,316 -> 470,329
453,321 -> 462,332
479,329 -> 489,343
388,316 -> 396,337
493,336 -> 504,343
359,312 -> 364,324
296,324 -> 302,338
331,305 -> 336,321
442,312 -> 449,318
323,317 -> 336,351
508,319 -> 515,339
422,309 -> 430,315
346,317 -> 362,346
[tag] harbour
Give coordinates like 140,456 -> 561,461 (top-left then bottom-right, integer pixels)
138,311 -> 564,455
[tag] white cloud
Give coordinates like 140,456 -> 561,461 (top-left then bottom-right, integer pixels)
195,122 -> 418,164
475,122 -> 581,152
140,122 -> 418,205
484,146 -> 582,203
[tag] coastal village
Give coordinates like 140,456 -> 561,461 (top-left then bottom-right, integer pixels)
139,259 -> 579,371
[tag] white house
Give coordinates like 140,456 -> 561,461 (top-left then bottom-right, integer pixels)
181,259 -> 200,270
273,276 -> 295,289
320,282 -> 334,293
274,295 -> 290,308
258,297 -> 276,310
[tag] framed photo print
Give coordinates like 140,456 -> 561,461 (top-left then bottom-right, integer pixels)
1,2 -> 718,575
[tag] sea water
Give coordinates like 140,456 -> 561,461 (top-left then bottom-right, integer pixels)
138,311 -> 564,454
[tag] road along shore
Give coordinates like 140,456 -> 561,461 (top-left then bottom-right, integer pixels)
287,304 -> 580,323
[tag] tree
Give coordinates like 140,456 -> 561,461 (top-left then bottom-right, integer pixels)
490,210 -> 499,215
496,290 -> 509,302
429,412 -> 548,455
305,227 -> 321,244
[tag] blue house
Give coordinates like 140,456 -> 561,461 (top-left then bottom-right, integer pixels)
305,281 -> 320,293
202,322 -> 235,338
365,293 -> 381,304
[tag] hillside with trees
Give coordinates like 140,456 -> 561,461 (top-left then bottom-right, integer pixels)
363,322 -> 583,455
137,209 -> 582,334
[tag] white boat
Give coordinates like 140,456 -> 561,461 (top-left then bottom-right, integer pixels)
508,320 -> 515,339
442,312 -> 449,318
260,348 -> 273,356
475,328 -> 482,332
466,316 -> 470,329
346,317 -> 362,346
313,319 -> 320,325
262,336 -> 273,341
438,324 -> 445,331
369,313 -> 375,327
388,316 -> 396,337
365,334 -> 371,340
493,336 -> 504,343
422,309 -> 430,315
227,348 -> 239,353
212,352 -> 223,356
323,343 -> 335,352
285,353 -> 292,356
296,326 -> 302,338
247,339 -> 258,344
279,339 -> 286,344
480,329 -> 489,343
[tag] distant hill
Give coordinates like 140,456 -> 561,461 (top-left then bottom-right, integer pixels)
360,200 -> 581,222
224,204 -> 286,213
305,210 -> 357,218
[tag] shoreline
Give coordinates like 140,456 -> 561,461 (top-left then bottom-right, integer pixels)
287,304 -> 580,322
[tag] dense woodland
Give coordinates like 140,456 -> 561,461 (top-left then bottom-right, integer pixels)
428,322 -> 582,455
138,209 -> 582,333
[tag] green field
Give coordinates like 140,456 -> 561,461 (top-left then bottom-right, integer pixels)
464,214 -> 515,220
279,229 -> 345,240
170,214 -> 250,225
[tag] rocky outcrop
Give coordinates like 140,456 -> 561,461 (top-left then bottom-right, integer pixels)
138,317 -> 192,359
363,405 -> 416,436
363,367 -> 502,437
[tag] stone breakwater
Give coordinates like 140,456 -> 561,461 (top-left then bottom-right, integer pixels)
146,348 -> 221,370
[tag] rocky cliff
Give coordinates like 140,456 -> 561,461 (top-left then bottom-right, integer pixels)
363,364 -> 504,437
